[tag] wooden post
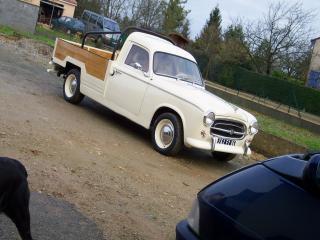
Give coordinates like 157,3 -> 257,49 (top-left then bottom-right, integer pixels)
49,5 -> 55,26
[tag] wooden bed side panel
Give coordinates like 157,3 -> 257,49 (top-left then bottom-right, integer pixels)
54,39 -> 109,80
60,40 -> 114,59
86,48 -> 113,59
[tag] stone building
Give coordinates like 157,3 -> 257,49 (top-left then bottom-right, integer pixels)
307,37 -> 320,89
0,0 -> 77,33
38,0 -> 77,25
0,0 -> 40,33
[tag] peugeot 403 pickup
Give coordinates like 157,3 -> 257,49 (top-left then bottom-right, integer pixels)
49,27 -> 258,161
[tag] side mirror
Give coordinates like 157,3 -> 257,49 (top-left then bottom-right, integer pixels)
303,154 -> 320,191
132,62 -> 150,78
133,62 -> 142,71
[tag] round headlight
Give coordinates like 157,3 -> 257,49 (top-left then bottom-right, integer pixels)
203,112 -> 215,127
249,122 -> 259,135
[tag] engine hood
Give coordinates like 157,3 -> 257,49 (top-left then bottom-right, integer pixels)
152,76 -> 256,123
198,162 -> 320,240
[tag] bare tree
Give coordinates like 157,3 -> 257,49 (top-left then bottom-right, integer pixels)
100,0 -> 128,21
244,1 -> 314,75
125,0 -> 167,29
98,0 -> 167,30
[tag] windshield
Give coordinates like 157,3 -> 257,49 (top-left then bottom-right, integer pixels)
103,19 -> 120,31
153,52 -> 203,86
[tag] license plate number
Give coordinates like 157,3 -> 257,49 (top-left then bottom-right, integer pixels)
217,138 -> 236,146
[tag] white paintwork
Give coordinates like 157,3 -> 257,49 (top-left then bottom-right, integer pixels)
52,32 -> 258,156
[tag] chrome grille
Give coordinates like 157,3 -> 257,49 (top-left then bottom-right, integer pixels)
211,120 -> 246,139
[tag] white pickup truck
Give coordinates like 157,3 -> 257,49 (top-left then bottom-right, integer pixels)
50,27 -> 258,161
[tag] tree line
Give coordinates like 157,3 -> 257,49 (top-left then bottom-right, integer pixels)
75,0 -> 314,83
75,0 -> 190,38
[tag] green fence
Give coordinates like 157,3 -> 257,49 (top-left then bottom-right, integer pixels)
210,65 -> 320,116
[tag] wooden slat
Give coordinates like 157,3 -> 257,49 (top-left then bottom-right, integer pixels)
54,39 -> 110,80
87,48 -> 113,59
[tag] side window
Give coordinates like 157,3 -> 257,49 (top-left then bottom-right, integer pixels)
125,45 -> 149,72
97,17 -> 103,28
89,14 -> 98,24
82,12 -> 90,21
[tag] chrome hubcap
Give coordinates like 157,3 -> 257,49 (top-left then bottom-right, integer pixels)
69,78 -> 77,95
160,124 -> 174,146
155,119 -> 175,149
65,74 -> 77,98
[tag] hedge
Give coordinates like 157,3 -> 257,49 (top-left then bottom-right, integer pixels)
210,65 -> 320,116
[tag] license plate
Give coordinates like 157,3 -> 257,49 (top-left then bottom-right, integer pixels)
216,138 -> 236,146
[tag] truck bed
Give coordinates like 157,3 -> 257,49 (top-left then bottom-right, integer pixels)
53,39 -> 113,80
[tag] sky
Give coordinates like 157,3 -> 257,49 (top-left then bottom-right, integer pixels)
185,0 -> 320,40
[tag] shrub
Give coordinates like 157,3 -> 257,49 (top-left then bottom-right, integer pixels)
211,65 -> 320,116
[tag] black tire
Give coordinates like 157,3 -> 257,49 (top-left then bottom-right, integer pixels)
151,113 -> 183,156
63,69 -> 84,104
211,152 -> 236,162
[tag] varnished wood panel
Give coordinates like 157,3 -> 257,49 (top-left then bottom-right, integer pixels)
86,48 -> 113,59
54,39 -> 111,80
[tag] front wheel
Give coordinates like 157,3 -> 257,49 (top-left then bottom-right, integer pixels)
151,113 -> 183,156
63,69 -> 84,104
211,152 -> 236,162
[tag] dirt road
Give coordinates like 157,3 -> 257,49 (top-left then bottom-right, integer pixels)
0,37 -> 264,239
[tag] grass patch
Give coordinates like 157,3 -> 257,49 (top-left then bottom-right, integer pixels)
253,111 -> 320,151
0,24 -> 55,46
0,25 -> 83,47
35,25 -> 82,45
0,25 -> 17,36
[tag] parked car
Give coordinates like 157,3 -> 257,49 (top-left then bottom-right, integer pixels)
52,16 -> 85,34
49,27 -> 258,160
81,10 -> 120,46
176,152 -> 320,240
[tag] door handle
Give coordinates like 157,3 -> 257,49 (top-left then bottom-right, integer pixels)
114,69 -> 122,75
111,68 -> 122,76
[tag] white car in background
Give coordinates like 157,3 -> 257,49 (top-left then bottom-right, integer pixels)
50,27 -> 258,161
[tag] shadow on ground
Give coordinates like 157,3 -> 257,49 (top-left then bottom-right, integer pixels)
0,192 -> 105,240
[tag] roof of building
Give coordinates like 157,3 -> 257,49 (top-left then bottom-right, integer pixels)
58,0 -> 77,6
168,33 -> 189,47
311,37 -> 320,43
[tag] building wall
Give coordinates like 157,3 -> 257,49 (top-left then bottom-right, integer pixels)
0,0 -> 39,33
20,0 -> 40,6
50,0 -> 76,18
307,39 -> 320,89
309,39 -> 320,71
61,4 -> 75,17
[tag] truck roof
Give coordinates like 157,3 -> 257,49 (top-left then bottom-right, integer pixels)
127,32 -> 197,63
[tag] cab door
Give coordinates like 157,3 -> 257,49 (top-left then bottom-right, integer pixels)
106,43 -> 150,116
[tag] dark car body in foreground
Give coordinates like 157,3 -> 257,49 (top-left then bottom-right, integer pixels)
177,153 -> 320,240
52,16 -> 85,34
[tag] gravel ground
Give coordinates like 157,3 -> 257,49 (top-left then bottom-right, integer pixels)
0,192 -> 104,240
0,35 -> 265,240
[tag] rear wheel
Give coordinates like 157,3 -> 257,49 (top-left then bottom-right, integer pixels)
151,113 -> 183,156
211,152 -> 236,162
63,69 -> 84,104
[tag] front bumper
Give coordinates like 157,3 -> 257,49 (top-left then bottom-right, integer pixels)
186,136 -> 252,155
176,220 -> 199,240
